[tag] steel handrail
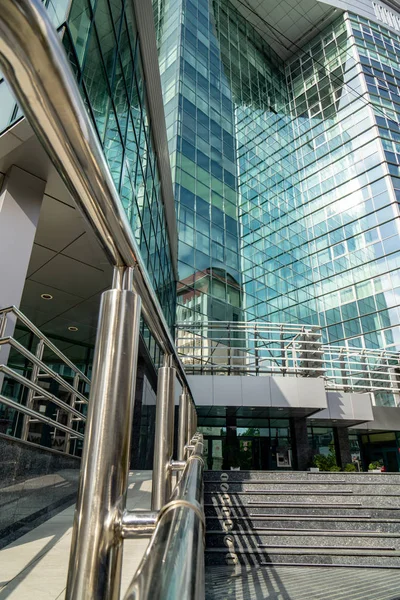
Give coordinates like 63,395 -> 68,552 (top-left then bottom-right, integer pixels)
0,394 -> 84,439
0,337 -> 89,403
0,306 -> 90,383
124,435 -> 205,600
177,324 -> 400,360
0,0 -> 192,401
0,364 -> 86,419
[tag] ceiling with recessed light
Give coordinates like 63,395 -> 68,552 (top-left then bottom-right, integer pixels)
0,121 -> 113,361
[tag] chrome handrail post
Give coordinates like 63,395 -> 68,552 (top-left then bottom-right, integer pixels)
66,268 -> 141,600
124,434 -> 205,600
187,402 -> 194,447
177,389 -> 189,461
65,373 -> 80,454
193,405 -> 198,436
189,401 -> 198,443
151,356 -> 176,511
21,338 -> 44,441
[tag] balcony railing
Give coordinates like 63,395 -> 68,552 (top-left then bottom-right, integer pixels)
0,305 -> 89,455
176,321 -> 400,398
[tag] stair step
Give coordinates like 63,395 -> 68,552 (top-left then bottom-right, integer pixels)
206,547 -> 400,557
205,484 -> 400,495
204,472 -> 400,485
204,485 -> 400,499
205,550 -> 400,567
205,516 -> 400,534
248,501 -> 362,507
206,528 -> 400,537
205,505 -> 398,519
257,544 -> 396,551
232,513 -> 372,519
205,479 -> 349,485
258,561 -> 400,570
206,532 -> 399,549
218,490 -> 354,495
205,493 -> 400,505
207,501 -> 400,513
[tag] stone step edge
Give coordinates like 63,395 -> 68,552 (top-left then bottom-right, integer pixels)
204,480 -> 400,486
205,471 -> 400,475
206,529 -> 400,537
206,490 -> 355,495
256,543 -> 396,551
206,491 -> 400,497
206,514 -> 379,520
209,501 -> 400,509
258,561 -> 400,570
206,513 -> 400,521
249,503 -> 400,509
205,480 -> 349,485
205,547 -> 400,557
207,501 -> 363,507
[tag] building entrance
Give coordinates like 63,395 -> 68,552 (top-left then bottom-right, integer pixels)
360,431 -> 400,472
202,422 -> 292,471
370,448 -> 399,472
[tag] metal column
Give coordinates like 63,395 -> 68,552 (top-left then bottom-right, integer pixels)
66,269 -> 141,600
187,401 -> 196,444
178,390 -> 189,461
151,358 -> 176,511
21,338 -> 44,441
64,372 -> 80,455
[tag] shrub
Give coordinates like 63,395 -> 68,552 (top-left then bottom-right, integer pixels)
313,442 -> 338,471
368,460 -> 383,470
344,463 -> 356,472
313,454 -> 331,471
329,465 -> 341,472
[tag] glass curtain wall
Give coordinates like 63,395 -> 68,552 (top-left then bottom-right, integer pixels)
154,0 -> 242,329
283,13 -> 400,405
212,0 -> 319,326
155,0 -> 400,407
284,15 -> 400,361
64,0 -> 176,330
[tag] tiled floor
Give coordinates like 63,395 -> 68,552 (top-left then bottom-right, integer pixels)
205,564 -> 400,600
0,469 -> 79,549
0,471 -> 152,599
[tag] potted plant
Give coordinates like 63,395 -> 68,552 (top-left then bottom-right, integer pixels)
368,460 -> 384,473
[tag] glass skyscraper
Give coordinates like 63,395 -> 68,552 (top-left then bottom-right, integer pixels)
155,0 -> 243,325
155,0 -> 400,406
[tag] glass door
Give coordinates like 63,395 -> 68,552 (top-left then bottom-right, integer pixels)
205,437 -> 225,470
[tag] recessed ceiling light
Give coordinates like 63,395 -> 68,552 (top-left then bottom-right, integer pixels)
41,293 -> 53,300
68,326 -> 79,332
278,408 -> 284,411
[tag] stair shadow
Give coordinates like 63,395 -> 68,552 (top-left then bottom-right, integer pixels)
219,476 -> 291,599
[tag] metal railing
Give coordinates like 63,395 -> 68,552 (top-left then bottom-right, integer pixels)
0,306 -> 89,455
0,1 -> 202,599
176,321 -> 400,397
124,434 -> 205,600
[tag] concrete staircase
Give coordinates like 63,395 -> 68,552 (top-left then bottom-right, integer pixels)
204,471 -> 400,568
